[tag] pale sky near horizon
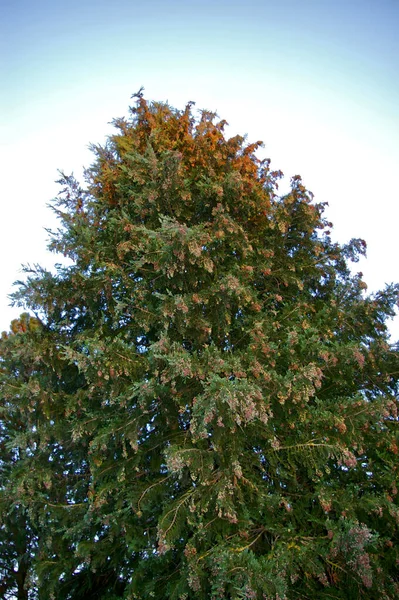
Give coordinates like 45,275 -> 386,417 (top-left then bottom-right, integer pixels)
1,0 -> 398,338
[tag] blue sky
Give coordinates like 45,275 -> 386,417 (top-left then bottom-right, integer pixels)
1,0 -> 398,337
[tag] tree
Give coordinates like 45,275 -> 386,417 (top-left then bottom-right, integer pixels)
1,91 -> 398,599
0,314 -> 41,600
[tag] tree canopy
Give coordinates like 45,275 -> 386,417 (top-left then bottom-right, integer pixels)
1,91 -> 398,599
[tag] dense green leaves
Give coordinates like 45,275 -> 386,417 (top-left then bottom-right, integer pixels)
1,93 -> 398,598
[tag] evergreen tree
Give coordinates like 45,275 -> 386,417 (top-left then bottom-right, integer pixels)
0,315 -> 40,600
1,91 -> 398,599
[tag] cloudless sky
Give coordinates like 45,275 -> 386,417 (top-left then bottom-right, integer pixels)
1,0 -> 398,337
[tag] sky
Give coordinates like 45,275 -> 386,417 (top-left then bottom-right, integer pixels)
1,0 -> 398,338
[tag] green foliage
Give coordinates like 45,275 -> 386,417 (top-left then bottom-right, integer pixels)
1,92 -> 398,598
